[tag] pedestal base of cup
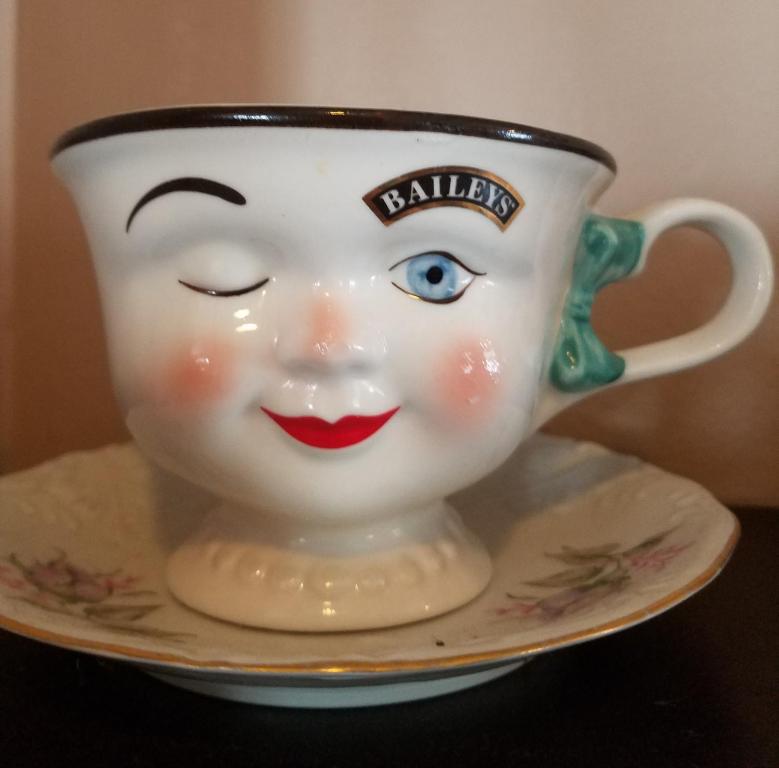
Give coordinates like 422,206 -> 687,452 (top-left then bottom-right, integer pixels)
165,502 -> 492,631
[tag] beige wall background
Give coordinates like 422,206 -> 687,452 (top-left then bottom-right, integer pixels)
0,0 -> 16,473
3,0 -> 777,504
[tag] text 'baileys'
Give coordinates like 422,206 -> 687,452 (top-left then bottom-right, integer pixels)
363,166 -> 524,230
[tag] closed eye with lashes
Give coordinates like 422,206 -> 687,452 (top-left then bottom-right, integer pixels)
390,251 -> 485,304
178,277 -> 270,297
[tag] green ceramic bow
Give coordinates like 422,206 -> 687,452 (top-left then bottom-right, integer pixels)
550,214 -> 645,392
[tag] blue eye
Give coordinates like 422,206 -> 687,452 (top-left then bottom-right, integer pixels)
390,251 -> 483,304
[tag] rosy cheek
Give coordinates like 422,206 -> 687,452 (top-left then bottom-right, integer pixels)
434,337 -> 504,425
150,341 -> 236,407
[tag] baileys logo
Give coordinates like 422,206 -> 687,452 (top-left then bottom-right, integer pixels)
363,166 -> 524,231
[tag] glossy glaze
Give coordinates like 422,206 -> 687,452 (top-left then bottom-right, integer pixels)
51,107 -> 773,630
550,214 -> 644,391
0,437 -> 741,706
50,105 -> 618,171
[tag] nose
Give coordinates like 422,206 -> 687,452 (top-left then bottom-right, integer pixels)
275,292 -> 386,376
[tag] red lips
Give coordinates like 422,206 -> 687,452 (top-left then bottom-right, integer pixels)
261,407 -> 399,449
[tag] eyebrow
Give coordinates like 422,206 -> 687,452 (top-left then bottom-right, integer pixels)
125,177 -> 247,231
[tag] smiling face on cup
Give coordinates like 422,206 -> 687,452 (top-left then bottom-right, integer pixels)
53,124 -> 611,521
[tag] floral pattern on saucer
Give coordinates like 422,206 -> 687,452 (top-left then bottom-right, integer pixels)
0,552 -> 192,642
491,527 -> 691,624
0,437 -> 738,677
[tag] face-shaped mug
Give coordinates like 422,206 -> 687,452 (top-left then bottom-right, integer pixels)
51,107 -> 773,631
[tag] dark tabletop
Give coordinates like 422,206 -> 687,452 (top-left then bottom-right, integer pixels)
0,507 -> 775,768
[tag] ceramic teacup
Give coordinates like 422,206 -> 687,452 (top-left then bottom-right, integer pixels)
51,107 -> 773,631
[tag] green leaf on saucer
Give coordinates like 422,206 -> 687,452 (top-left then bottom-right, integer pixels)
525,565 -> 604,588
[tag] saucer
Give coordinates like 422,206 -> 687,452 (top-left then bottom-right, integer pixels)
0,435 -> 737,708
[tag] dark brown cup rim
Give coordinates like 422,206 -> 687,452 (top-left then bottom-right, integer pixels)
51,105 -> 616,173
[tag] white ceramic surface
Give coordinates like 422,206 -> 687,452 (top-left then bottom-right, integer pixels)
49,107 -> 769,631
0,435 -> 738,707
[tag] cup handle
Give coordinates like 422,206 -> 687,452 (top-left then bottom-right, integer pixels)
535,198 -> 774,426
